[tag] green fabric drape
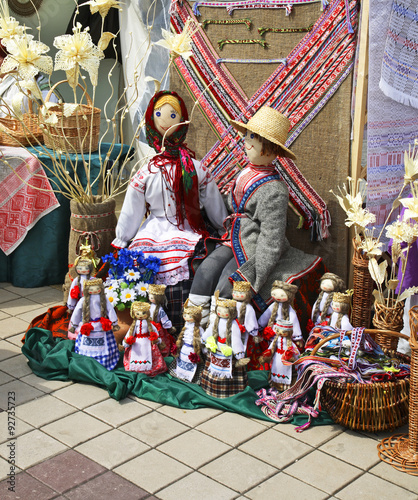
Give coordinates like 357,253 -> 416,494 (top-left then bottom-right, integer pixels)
22,327 -> 333,426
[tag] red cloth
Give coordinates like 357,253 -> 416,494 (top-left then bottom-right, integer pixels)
0,147 -> 59,255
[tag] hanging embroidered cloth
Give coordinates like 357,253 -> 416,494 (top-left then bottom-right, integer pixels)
171,0 -> 358,240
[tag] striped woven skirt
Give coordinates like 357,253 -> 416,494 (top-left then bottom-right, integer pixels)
200,357 -> 248,398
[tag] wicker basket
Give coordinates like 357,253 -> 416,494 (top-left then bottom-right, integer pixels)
0,99 -> 43,147
351,239 -> 374,328
372,299 -> 405,351
312,329 -> 410,432
40,80 -> 101,153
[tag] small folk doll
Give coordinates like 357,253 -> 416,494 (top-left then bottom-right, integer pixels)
169,301 -> 204,383
200,292 -> 250,398
259,319 -> 300,391
232,281 -> 258,352
328,291 -> 353,330
122,301 -> 167,376
311,272 -> 345,325
69,278 -> 120,370
148,283 -> 176,357
258,281 -> 304,349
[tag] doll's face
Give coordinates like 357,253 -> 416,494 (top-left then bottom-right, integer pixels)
88,285 -> 101,295
331,301 -> 341,313
321,279 -> 334,293
149,294 -> 156,304
217,305 -> 230,319
183,312 -> 194,323
76,263 -> 90,275
154,103 -> 181,138
232,290 -> 246,302
134,309 -> 148,320
271,288 -> 288,302
243,131 -> 277,166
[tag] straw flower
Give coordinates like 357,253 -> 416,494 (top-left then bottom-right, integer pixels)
85,0 -> 122,18
155,17 -> 198,60
0,2 -> 25,45
400,191 -> 418,223
359,230 -> 382,258
1,34 -> 53,80
404,142 -> 418,183
54,23 -> 104,88
330,177 -> 364,214
386,217 -> 417,245
345,206 -> 376,230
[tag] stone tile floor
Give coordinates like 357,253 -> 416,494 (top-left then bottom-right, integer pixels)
0,283 -> 417,499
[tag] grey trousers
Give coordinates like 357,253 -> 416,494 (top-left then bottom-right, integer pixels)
190,245 -> 237,297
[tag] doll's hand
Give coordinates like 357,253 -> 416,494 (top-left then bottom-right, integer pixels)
113,324 -> 121,332
169,326 -> 177,335
235,357 -> 250,367
68,326 -> 75,333
296,339 -> 305,351
253,335 -> 263,344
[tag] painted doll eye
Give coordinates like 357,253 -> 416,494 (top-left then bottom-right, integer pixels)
250,133 -> 254,139
155,111 -> 161,117
171,113 -> 176,119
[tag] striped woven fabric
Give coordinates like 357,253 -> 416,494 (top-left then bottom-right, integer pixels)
171,0 -> 358,240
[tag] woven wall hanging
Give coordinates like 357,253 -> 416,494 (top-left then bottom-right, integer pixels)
8,0 -> 43,17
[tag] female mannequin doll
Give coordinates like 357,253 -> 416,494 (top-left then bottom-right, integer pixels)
169,301 -> 204,383
69,278 -> 120,370
232,280 -> 258,352
328,292 -> 353,330
112,91 -> 227,329
67,257 -> 94,340
201,292 -> 249,398
122,301 -> 167,376
148,283 -> 176,356
311,273 -> 346,325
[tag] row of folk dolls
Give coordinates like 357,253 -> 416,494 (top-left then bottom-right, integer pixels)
66,262 -> 351,398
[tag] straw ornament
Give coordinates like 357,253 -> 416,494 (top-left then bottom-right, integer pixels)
230,107 -> 296,160
83,277 -> 102,292
130,301 -> 151,316
148,284 -> 167,296
333,292 -> 351,305
233,281 -> 252,292
183,304 -> 203,316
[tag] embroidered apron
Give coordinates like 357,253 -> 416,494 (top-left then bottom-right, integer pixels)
175,342 -> 198,382
77,322 -> 109,358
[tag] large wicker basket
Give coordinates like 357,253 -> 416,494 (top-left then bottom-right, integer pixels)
0,99 -> 43,147
40,80 -> 101,153
312,329 -> 410,432
351,239 -> 374,328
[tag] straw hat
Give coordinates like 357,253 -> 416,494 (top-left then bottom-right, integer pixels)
230,107 -> 296,160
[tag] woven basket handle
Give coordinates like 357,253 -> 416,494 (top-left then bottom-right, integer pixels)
44,80 -> 93,107
310,329 -> 410,356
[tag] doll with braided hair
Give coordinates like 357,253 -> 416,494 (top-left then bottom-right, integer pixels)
232,281 -> 258,352
122,301 -> 167,375
148,284 -> 176,357
69,278 -> 120,370
311,273 -> 346,325
169,301 -> 204,383
258,281 -> 304,349
200,291 -> 250,398
328,291 -> 353,330
259,319 -> 300,391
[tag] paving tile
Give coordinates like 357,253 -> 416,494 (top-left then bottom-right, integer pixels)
0,429 -> 67,469
0,471 -> 57,500
157,405 -> 222,427
64,470 -> 150,500
0,289 -> 20,305
157,429 -> 231,468
75,429 -> 150,469
0,411 -> 34,444
120,411 -> 188,447
114,449 -> 192,494
0,342 -> 22,361
319,430 -> 381,470
199,449 -> 276,493
16,305 -> 48,324
17,395 -> 76,428
361,424 -> 409,441
157,471 -> 238,500
0,455 -> 20,481
0,370 -> 14,386
53,383 -> 109,409
128,394 -> 162,409
0,355 -> 33,379
0,379 -> 45,406
274,422 -> 344,447
3,285 -> 49,297
246,472 -> 328,500
369,461 -> 418,494
20,373 -> 73,393
27,449 -> 106,494
196,412 -> 267,447
3,334 -> 25,347
0,297 -> 42,317
335,472 -> 417,500
285,450 -> 362,495
239,428 -> 313,469
0,317 -> 30,339
41,412 -> 112,447
84,397 -> 151,427
0,311 -> 11,321
28,288 -> 64,306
